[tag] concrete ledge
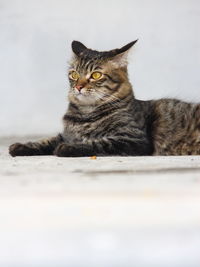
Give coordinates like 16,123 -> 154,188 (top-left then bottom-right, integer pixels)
1,137 -> 200,267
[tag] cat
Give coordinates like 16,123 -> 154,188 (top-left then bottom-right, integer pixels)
9,40 -> 200,157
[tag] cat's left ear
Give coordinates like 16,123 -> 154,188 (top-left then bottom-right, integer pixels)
107,39 -> 138,67
71,40 -> 87,56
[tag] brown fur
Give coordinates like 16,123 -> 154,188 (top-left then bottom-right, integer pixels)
152,99 -> 200,155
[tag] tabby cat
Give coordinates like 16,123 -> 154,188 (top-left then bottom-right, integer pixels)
9,40 -> 200,157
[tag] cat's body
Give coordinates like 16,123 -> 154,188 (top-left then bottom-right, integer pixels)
9,40 -> 200,157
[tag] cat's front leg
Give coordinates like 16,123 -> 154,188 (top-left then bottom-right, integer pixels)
54,133 -> 152,157
54,143 -> 95,157
9,142 -> 43,156
9,134 -> 63,157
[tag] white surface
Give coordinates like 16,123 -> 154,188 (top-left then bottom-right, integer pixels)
1,137 -> 200,267
0,0 -> 200,135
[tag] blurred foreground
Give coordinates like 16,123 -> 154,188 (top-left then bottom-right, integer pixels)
0,136 -> 200,267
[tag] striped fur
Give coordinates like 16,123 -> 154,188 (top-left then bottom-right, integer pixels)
9,40 -> 200,157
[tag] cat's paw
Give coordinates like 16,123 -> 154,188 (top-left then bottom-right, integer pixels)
9,143 -> 38,157
54,143 -> 94,157
53,143 -> 75,157
9,143 -> 25,157
54,143 -> 86,157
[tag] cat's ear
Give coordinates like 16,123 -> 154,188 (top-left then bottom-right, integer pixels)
114,40 -> 138,55
107,40 -> 138,67
72,41 -> 87,56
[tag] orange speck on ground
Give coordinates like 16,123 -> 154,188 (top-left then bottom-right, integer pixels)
90,156 -> 97,160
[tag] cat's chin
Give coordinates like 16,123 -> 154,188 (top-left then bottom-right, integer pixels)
75,94 -> 99,105
68,92 -> 102,106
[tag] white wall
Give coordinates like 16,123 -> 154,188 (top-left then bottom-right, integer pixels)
1,0 -> 200,136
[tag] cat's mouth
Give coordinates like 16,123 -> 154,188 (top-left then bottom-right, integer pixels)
73,89 -> 101,104
75,91 -> 89,97
74,88 -> 93,98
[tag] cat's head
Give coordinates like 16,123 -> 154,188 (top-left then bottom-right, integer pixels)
68,40 -> 138,105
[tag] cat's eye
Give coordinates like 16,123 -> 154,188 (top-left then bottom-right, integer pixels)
70,71 -> 79,80
91,72 -> 102,80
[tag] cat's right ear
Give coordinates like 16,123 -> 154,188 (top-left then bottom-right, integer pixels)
105,40 -> 138,68
72,41 -> 87,56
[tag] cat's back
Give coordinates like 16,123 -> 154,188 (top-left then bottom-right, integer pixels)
151,98 -> 200,155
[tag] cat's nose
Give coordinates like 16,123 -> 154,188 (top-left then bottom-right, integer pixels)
75,84 -> 84,91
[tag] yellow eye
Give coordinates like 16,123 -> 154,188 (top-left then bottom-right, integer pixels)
91,72 -> 102,80
70,71 -> 79,80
